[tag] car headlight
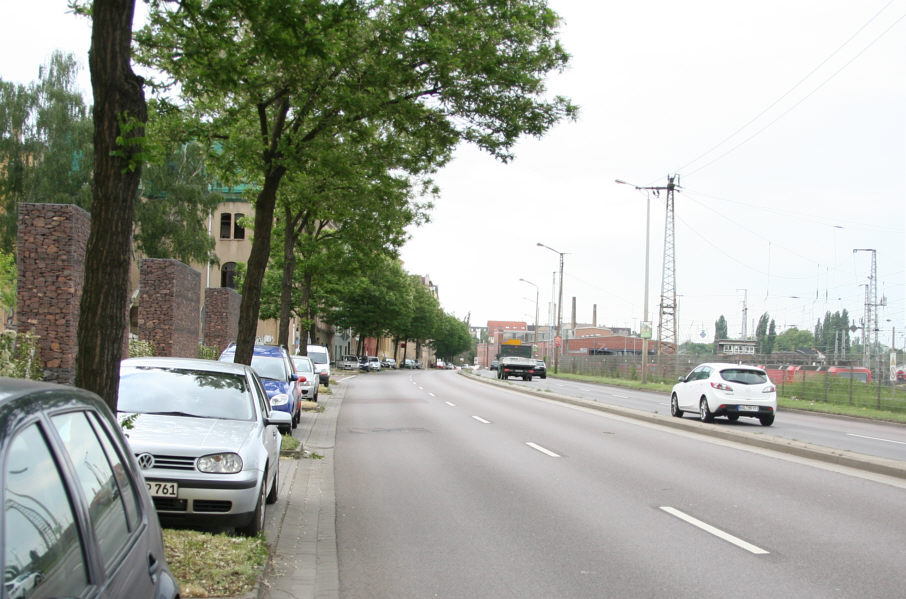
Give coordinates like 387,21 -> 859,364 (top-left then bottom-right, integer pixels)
270,393 -> 290,406
197,453 -> 243,474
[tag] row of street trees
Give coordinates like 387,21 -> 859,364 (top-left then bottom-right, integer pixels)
5,1 -> 575,409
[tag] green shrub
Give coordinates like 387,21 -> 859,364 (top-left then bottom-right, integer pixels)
128,338 -> 155,357
198,344 -> 219,360
0,330 -> 42,380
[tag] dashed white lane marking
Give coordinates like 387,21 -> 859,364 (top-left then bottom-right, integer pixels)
610,393 -> 629,398
472,416 -> 491,424
525,442 -> 560,457
659,506 -> 769,555
445,401 -> 456,407
847,433 -> 906,446
429,392 -> 436,397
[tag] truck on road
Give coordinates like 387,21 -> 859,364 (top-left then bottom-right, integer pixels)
496,341 -> 537,381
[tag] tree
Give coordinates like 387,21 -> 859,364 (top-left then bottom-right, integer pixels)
766,319 -> 777,355
755,312 -> 770,354
714,315 -> 728,353
137,0 -> 576,365
75,0 -> 147,410
431,312 -> 471,362
773,327 -> 816,352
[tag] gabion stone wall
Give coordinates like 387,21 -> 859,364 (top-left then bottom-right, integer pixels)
203,287 -> 240,355
137,259 -> 200,358
16,203 -> 91,383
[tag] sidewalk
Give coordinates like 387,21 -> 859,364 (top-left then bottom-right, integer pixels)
256,382 -> 344,599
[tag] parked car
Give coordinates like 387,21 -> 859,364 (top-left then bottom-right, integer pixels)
535,360 -> 547,379
489,360 -> 499,371
671,362 -> 777,426
220,343 -> 301,432
307,344 -> 331,386
291,354 -> 319,402
403,359 -> 417,369
365,356 -> 382,371
0,378 -> 180,598
341,354 -> 360,370
382,357 -> 397,369
118,357 -> 290,536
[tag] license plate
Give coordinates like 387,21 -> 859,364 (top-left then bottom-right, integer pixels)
739,405 -> 759,413
146,481 -> 178,497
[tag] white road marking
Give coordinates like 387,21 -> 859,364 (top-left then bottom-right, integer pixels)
610,393 -> 629,398
847,433 -> 906,446
660,506 -> 769,555
445,401 -> 456,407
526,442 -> 560,457
472,416 -> 491,424
429,392 -> 436,397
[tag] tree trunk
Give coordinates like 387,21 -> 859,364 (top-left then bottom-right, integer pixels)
76,0 -> 146,411
277,204 -> 297,349
235,167 -> 284,365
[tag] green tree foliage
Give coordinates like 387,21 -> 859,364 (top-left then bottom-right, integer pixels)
431,312 -> 472,362
678,341 -> 714,356
0,250 -> 16,322
774,327 -> 816,352
766,319 -> 777,355
814,310 -> 851,357
0,52 -> 92,252
714,315 -> 728,352
136,0 -> 577,365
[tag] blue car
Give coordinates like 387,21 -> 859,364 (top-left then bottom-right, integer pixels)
220,344 -> 301,433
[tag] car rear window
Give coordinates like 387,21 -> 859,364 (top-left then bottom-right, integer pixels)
250,355 -> 288,380
309,351 -> 328,364
720,368 -> 768,385
118,366 -> 255,420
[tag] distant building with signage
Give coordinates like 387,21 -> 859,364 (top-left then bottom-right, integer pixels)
716,339 -> 756,355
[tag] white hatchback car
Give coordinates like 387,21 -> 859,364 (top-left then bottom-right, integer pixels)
671,362 -> 777,426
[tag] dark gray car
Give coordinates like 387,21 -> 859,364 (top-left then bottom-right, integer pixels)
1,378 -> 179,599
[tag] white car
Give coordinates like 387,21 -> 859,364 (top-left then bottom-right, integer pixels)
365,356 -> 382,371
118,357 -> 291,536
671,362 -> 777,426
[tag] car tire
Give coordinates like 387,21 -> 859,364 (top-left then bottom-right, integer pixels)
670,394 -> 683,418
292,409 -> 299,429
266,461 -> 279,505
759,414 -> 775,426
699,397 -> 714,423
238,480 -> 266,536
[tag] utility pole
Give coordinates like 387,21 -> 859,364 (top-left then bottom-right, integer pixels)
737,288 -> 748,339
853,249 -> 877,369
538,243 -> 566,374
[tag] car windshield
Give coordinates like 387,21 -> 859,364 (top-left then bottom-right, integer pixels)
720,368 -> 768,385
309,351 -> 328,364
118,366 -> 255,420
293,357 -> 314,373
250,356 -> 287,380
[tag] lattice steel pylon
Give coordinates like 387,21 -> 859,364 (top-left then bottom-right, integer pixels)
657,175 -> 680,356
854,248 -> 878,369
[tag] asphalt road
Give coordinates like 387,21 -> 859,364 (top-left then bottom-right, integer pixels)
471,368 -> 906,462
334,369 -> 906,599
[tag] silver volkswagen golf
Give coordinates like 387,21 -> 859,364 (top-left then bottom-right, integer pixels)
118,357 -> 291,535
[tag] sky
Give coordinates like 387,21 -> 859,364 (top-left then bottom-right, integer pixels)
2,0 -> 904,347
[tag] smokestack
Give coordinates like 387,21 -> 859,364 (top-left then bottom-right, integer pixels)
593,304 -> 597,328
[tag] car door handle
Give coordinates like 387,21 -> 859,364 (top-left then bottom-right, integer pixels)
148,553 -> 161,584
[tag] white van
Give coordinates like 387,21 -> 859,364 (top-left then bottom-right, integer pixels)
307,345 -> 331,386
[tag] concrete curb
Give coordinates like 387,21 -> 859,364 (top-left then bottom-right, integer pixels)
460,370 -> 906,481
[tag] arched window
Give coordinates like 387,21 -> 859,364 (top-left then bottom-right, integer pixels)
221,262 -> 238,289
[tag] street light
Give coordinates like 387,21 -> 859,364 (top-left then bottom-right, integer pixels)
537,243 -> 565,374
615,178 -> 652,383
519,278 -> 540,353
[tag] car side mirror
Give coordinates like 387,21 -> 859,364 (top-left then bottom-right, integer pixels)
267,411 -> 292,427
678,376 -> 686,383
289,373 -> 299,381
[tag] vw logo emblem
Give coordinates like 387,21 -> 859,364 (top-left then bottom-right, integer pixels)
137,453 -> 155,470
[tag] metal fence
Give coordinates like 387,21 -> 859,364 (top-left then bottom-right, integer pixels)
547,353 -> 906,414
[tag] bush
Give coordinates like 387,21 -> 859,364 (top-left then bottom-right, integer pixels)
0,330 -> 42,379
128,338 -> 155,357
198,344 -> 219,360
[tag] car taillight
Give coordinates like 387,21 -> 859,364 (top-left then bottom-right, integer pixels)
762,385 -> 775,393
711,381 -> 733,392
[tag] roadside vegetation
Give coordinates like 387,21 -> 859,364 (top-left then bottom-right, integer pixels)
162,529 -> 267,598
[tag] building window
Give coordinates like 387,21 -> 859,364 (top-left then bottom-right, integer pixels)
233,213 -> 245,239
220,213 -> 232,239
221,262 -> 238,289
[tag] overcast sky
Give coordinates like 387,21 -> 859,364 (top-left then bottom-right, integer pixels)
3,0 -> 904,347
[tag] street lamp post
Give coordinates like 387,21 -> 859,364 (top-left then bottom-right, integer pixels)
537,243 -> 565,374
615,179 -> 651,383
519,278 -> 540,354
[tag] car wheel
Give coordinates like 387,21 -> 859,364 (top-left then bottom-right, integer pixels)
670,394 -> 683,418
292,408 -> 299,429
699,397 -> 714,423
759,413 -> 775,426
266,461 -> 279,505
238,480 -> 266,536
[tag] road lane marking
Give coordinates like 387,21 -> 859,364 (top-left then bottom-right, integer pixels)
660,506 -> 769,555
429,392 -> 436,397
847,433 -> 906,446
610,393 -> 629,398
472,416 -> 491,424
526,442 -> 560,457
445,401 -> 456,407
